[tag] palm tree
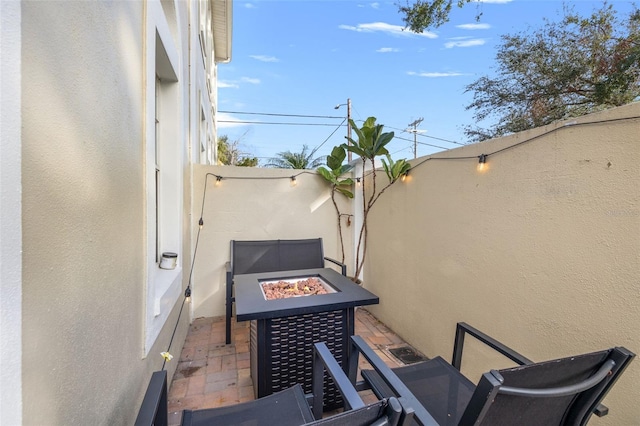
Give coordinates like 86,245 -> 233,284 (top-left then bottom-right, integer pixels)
266,145 -> 326,169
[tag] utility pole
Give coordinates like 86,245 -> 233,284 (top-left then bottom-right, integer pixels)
335,98 -> 352,161
407,117 -> 424,159
347,98 -> 352,162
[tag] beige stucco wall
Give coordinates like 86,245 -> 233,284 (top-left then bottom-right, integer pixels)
191,164 -> 354,318
365,103 -> 640,425
20,1 -> 191,424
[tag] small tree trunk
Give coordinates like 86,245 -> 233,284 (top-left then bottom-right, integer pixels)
330,188 -> 346,263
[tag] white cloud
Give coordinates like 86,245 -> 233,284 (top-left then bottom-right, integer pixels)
249,55 -> 279,62
244,3 -> 255,8
370,2 -> 380,9
339,22 -> 437,39
377,47 -> 399,53
407,71 -> 465,77
457,23 -> 491,30
218,81 -> 239,89
444,38 -> 486,48
240,77 -> 261,84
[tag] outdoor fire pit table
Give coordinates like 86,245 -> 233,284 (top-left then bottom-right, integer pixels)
234,267 -> 379,410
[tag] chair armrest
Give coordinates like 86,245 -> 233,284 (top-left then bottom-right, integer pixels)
452,322 -> 534,370
395,397 -> 416,426
135,371 -> 168,426
225,262 -> 234,344
349,336 -> 440,426
594,404 -> 609,417
313,342 -> 365,418
324,256 -> 347,276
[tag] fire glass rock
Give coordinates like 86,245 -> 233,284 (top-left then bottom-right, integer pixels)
261,277 -> 328,300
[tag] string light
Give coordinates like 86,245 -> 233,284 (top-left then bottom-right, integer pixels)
477,154 -> 488,172
290,176 -> 297,186
401,171 -> 409,182
161,115 -> 635,370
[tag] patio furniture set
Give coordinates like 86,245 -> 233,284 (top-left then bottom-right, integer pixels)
136,238 -> 635,426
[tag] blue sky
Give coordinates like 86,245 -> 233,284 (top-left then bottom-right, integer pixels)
217,0 -> 635,164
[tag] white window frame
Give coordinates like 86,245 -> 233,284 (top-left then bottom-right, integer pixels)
144,0 -> 183,356
199,99 -> 207,164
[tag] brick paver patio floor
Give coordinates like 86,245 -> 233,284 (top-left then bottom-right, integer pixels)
167,308 -> 417,425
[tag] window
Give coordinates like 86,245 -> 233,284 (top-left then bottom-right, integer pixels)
155,76 -> 161,261
144,1 -> 183,355
200,103 -> 207,164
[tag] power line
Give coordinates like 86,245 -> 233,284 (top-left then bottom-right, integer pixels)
390,145 -> 413,155
219,110 -> 344,119
393,135 -> 449,151
220,114 -> 464,148
313,118 -> 347,154
419,133 -> 465,146
384,124 -> 464,146
220,111 -> 464,145
218,120 -> 345,126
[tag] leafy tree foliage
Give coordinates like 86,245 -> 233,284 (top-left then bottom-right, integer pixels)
343,117 -> 411,281
217,134 -> 258,166
464,4 -> 640,142
236,157 -> 259,167
397,0 -> 476,32
316,146 -> 354,262
265,145 -> 326,169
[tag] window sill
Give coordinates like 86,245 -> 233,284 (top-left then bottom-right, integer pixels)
144,266 -> 183,355
154,266 -> 182,317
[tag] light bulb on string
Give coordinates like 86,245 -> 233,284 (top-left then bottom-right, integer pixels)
215,176 -> 222,186
477,154 -> 488,172
290,176 -> 297,186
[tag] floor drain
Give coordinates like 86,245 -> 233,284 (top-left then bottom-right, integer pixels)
388,346 -> 429,364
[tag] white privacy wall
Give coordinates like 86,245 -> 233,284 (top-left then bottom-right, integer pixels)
191,165 -> 355,318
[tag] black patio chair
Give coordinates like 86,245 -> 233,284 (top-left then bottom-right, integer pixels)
350,323 -> 635,425
135,341 -> 412,426
225,238 -> 347,343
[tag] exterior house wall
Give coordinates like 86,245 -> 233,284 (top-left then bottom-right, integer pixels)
364,103 -> 640,425
21,3 -> 149,423
191,164 -> 355,318
0,1 -> 23,424
15,0 -> 222,423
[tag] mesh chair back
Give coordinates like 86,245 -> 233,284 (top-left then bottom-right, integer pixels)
181,384 -> 401,426
231,240 -> 281,275
308,398 -> 402,426
231,239 -> 325,275
465,348 -> 622,426
181,384 -> 314,426
385,357 -> 475,426
278,239 -> 325,271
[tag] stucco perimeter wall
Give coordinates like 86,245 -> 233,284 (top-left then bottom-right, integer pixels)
365,103 -> 640,425
20,2 -> 190,424
192,165 -> 354,318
